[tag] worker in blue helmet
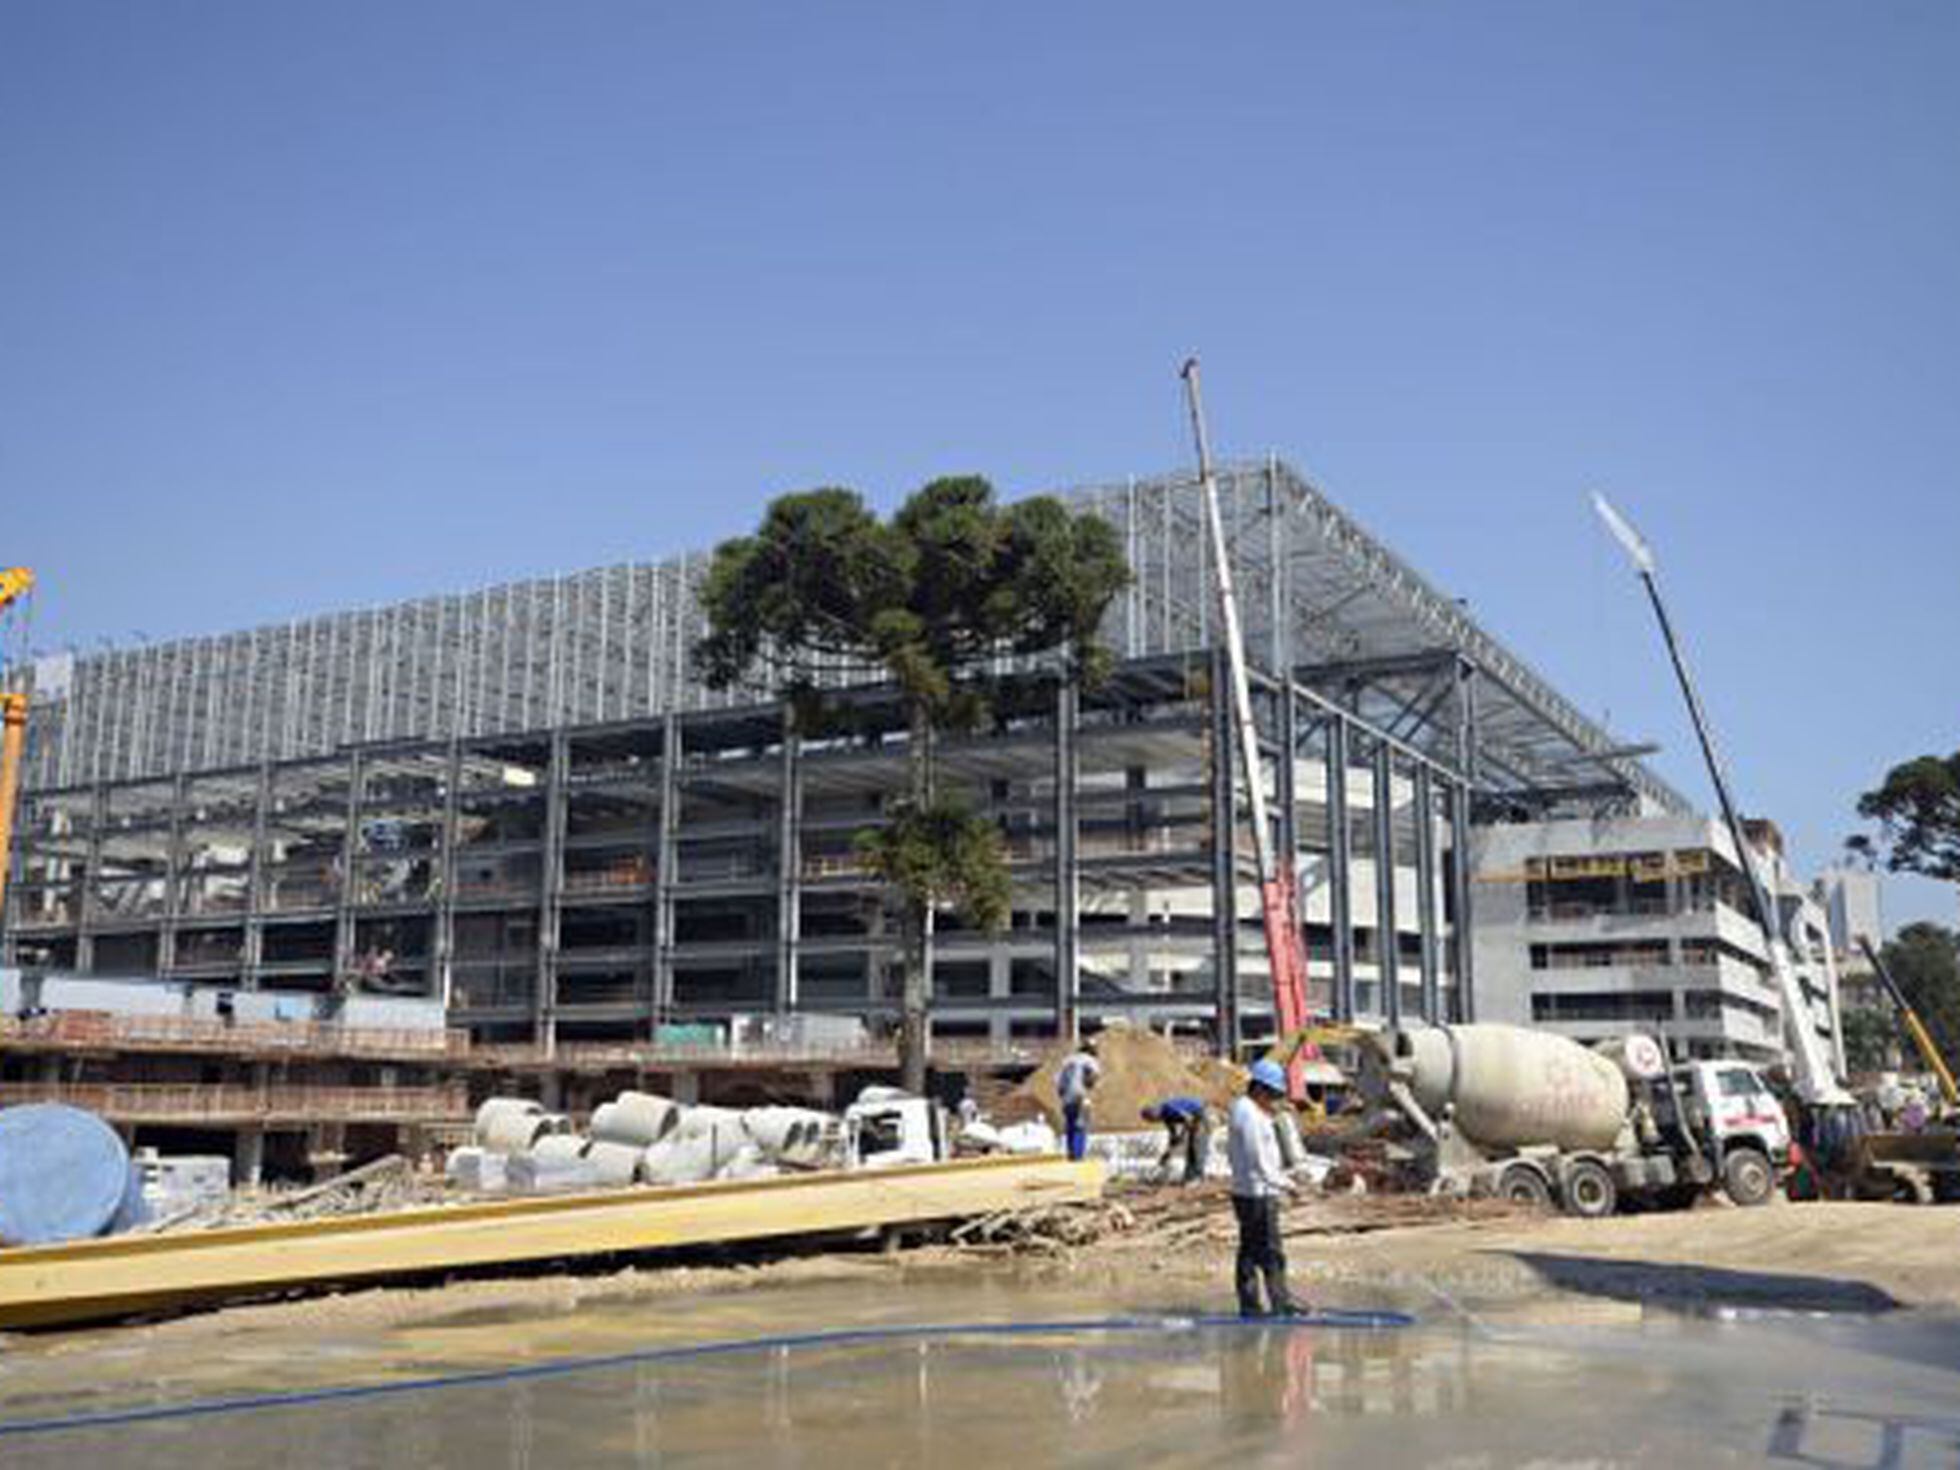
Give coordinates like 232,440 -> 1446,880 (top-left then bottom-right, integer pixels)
1227,1058 -> 1309,1317
1140,1095 -> 1214,1185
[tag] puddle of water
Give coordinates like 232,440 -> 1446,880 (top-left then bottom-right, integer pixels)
3,1279 -> 1958,1467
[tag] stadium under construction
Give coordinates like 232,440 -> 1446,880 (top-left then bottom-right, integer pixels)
2,461 -> 1689,1058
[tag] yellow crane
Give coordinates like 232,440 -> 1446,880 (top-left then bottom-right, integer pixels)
1860,936 -> 1960,1114
0,566 -> 35,931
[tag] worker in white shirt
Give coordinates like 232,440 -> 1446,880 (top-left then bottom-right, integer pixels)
1227,1059 -> 1309,1318
1055,1036 -> 1101,1162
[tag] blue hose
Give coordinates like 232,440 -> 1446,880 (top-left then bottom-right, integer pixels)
0,1308 -> 1414,1440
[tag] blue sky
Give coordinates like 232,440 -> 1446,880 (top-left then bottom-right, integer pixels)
3,3 -> 1956,927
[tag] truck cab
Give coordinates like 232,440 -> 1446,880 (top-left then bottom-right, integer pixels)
843,1091 -> 948,1169
1674,1059 -> 1790,1205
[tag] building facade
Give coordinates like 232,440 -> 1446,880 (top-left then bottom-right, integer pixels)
1472,814 -> 1844,1066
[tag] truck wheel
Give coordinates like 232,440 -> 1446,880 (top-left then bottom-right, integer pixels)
1561,1159 -> 1617,1219
1721,1147 -> 1775,1207
1497,1163 -> 1552,1209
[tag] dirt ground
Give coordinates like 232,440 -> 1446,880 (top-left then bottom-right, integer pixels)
1060,1192 -> 1960,1317
12,1192 -> 1955,1360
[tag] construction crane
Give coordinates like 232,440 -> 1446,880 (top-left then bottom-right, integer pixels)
1591,495 -> 1853,1112
1858,936 -> 1960,1113
1180,361 -> 1313,1093
0,567 -> 34,934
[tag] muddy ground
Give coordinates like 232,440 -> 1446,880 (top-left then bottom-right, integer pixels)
11,1192 -> 1953,1361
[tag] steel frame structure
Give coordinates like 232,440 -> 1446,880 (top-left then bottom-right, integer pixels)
19,461 -> 1685,813
4,459 -> 1682,1054
6,655 -> 1476,1053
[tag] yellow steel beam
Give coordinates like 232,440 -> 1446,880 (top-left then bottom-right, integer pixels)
0,1154 -> 1103,1330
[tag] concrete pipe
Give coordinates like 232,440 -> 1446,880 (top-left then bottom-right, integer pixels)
475,1098 -> 550,1154
0,1104 -> 134,1245
742,1107 -> 834,1159
673,1105 -> 741,1139
591,1092 -> 680,1147
1398,1023 -> 1629,1153
529,1133 -> 591,1164
673,1107 -> 748,1161
638,1134 -> 720,1187
713,1143 -> 778,1182
507,1152 -> 598,1193
584,1139 -> 643,1187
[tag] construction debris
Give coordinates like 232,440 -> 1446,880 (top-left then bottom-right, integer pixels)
946,1182 -> 1526,1261
143,1156 -> 447,1233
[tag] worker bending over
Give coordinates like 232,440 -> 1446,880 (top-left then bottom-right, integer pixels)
1140,1096 -> 1212,1185
1227,1060 -> 1308,1318
1055,1037 -> 1101,1162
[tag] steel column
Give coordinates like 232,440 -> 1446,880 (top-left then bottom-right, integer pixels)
76,785 -> 106,973
1372,740 -> 1399,1026
1326,717 -> 1356,1023
1412,762 -> 1441,1023
332,751 -> 364,995
1453,659 -> 1478,1022
434,742 -> 462,1011
653,713 -> 680,1022
776,712 -> 801,1016
538,730 -> 569,1054
242,762 -> 272,987
158,772 -> 188,975
1054,679 -> 1080,1043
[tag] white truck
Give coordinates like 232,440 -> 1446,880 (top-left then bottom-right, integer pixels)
1357,1023 -> 1790,1216
843,1088 -> 951,1168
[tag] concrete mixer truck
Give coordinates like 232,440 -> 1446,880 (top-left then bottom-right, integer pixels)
1350,1023 -> 1790,1216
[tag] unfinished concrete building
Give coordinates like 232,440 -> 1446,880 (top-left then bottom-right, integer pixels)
1471,815 -> 1845,1065
4,462 -> 1686,1063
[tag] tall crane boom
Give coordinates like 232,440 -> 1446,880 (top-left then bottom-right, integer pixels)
0,567 -> 34,937
1180,363 -> 1312,1088
1591,496 -> 1851,1108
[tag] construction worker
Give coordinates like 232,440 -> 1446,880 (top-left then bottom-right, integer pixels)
1228,1059 -> 1308,1318
1140,1096 -> 1212,1184
1055,1036 -> 1101,1162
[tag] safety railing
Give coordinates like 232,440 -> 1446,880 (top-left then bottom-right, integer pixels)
0,1011 -> 471,1061
0,1081 -> 471,1121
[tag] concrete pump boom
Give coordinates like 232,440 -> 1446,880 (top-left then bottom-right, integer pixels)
1180,362 -> 1311,1088
1591,496 -> 1850,1108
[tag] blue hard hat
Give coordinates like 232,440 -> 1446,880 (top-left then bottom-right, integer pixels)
1249,1059 -> 1287,1094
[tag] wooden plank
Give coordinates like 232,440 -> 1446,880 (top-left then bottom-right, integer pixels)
0,1156 -> 1102,1330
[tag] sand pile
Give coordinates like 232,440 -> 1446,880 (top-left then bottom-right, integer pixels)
995,1024 -> 1243,1128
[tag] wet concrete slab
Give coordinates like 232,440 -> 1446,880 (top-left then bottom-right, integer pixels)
3,1276 -> 1957,1466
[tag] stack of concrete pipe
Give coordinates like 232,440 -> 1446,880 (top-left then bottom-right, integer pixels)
473,1097 -> 574,1155
590,1092 -> 681,1148
460,1092 -> 842,1195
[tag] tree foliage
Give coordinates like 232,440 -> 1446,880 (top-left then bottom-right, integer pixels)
1856,751 -> 1960,885
694,476 -> 1131,1088
1880,922 -> 1960,1073
1838,1005 -> 1896,1075
855,800 -> 1012,937
695,476 -> 1130,716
